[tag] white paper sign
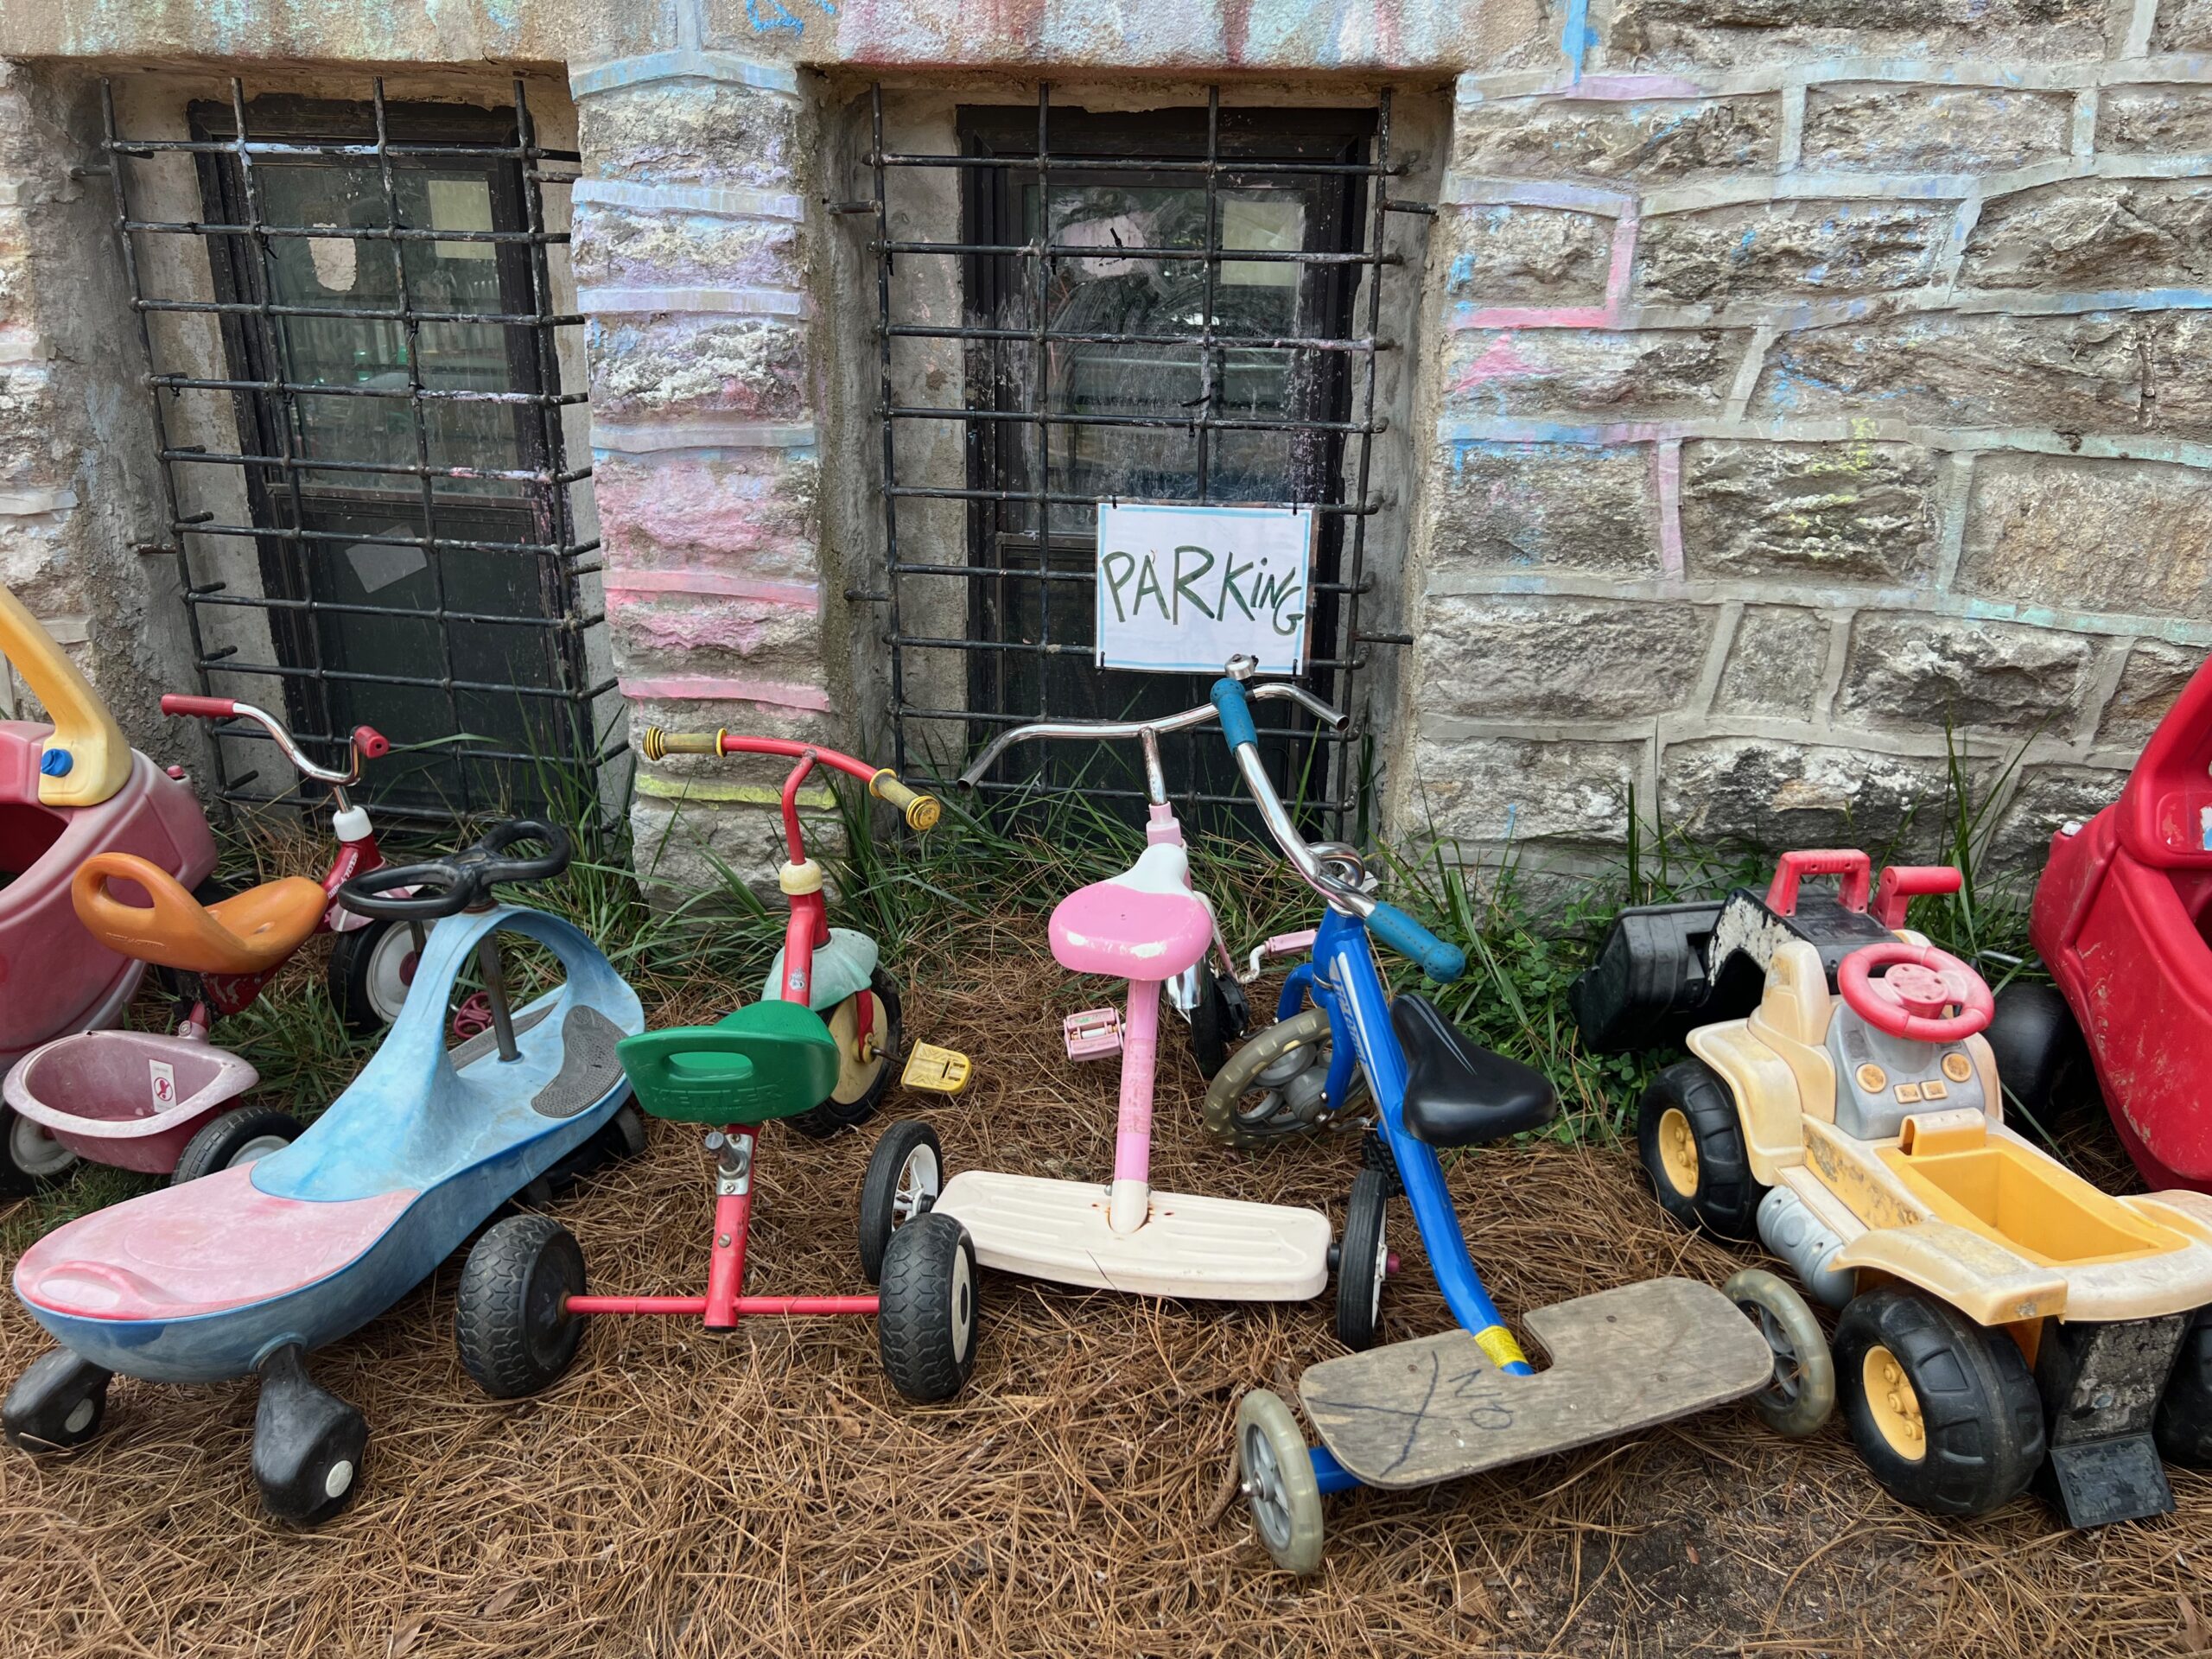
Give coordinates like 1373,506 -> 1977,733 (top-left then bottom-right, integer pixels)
1094,502 -> 1314,675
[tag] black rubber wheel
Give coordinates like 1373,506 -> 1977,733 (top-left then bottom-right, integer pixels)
790,970 -> 903,1140
1833,1285 -> 2044,1516
1637,1058 -> 1764,1241
598,1103 -> 649,1162
2155,1304 -> 2212,1467
0,1102 -> 79,1198
1187,961 -> 1250,1081
3,1350 -> 111,1452
327,916 -> 422,1036
170,1106 -> 303,1185
455,1213 -> 588,1399
251,1345 -> 367,1527
857,1120 -> 943,1286
1334,1166 -> 1389,1352
1984,980 -> 2099,1126
877,1211 -> 980,1403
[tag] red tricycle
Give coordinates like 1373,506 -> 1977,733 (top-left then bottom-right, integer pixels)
1999,650 -> 2212,1192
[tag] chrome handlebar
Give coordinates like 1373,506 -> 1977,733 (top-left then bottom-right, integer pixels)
225,701 -> 374,789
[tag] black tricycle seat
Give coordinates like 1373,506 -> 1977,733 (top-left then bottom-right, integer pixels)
1390,995 -> 1555,1148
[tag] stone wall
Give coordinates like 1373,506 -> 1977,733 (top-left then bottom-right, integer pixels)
1396,0 -> 2212,879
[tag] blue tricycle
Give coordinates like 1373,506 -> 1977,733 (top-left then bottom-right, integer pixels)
1200,664 -> 1830,1574
3,821 -> 645,1524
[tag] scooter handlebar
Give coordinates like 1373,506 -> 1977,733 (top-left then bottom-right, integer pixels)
1365,900 -> 1467,984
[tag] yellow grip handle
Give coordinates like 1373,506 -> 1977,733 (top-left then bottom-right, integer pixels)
640,727 -> 724,761
871,769 -> 940,833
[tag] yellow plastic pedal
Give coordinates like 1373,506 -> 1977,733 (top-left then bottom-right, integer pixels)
902,1043 -> 972,1096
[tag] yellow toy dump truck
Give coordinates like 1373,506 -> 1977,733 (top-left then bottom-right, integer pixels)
1580,850 -> 2212,1527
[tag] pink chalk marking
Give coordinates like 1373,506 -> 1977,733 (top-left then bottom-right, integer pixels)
617,675 -> 833,713
1447,332 -> 1539,395
1452,205 -> 1640,333
601,570 -> 820,610
1654,438 -> 1685,579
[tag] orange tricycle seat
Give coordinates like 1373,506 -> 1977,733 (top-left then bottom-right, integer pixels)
71,852 -> 327,976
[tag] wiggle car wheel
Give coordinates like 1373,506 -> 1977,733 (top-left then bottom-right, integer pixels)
456,1214 -> 588,1399
1637,1059 -> 1764,1240
1236,1389 -> 1325,1575
1834,1285 -> 2043,1516
1334,1168 -> 1389,1352
791,970 -> 902,1140
251,1345 -> 367,1527
2156,1304 -> 2212,1467
876,1211 -> 978,1402
3,1350 -> 111,1452
1725,1267 -> 1835,1438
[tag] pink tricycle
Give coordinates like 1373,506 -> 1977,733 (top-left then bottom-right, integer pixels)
0,586 -> 214,1079
2,695 -> 402,1193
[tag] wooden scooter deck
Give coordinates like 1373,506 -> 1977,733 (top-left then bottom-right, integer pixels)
1300,1277 -> 1774,1490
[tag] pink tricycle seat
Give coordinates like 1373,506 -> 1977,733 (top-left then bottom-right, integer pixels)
1049,842 -> 1214,982
15,1165 -> 417,1322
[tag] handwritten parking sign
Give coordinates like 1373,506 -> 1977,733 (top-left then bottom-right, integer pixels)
1094,502 -> 1314,675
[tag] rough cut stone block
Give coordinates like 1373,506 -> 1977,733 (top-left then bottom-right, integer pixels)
1960,454 -> 2212,619
1681,441 -> 1938,584
1605,0 -> 2106,68
1835,613 -> 2096,736
1961,179 -> 2212,293
1755,310 -> 2212,435
594,450 -> 821,583
1713,607 -> 1832,719
1802,85 -> 2073,173
588,315 -> 809,425
571,204 -> 804,294
1986,765 -> 2130,871
1442,207 -> 1613,304
608,588 -> 823,680
0,360 -> 62,487
1451,95 -> 1780,182
2098,639 -> 2208,748
1441,329 -> 1741,420
1416,594 -> 1714,721
580,79 -> 805,191
1638,200 -> 1948,302
1405,734 -> 1641,849
2095,85 -> 2212,154
1660,736 -> 1983,857
1428,442 -> 1660,575
2155,0 -> 2212,51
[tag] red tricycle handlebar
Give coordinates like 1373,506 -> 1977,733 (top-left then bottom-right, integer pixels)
639,727 -> 941,833
160,694 -> 236,719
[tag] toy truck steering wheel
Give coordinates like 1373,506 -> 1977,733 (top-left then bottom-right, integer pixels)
1836,941 -> 1993,1043
339,820 -> 571,919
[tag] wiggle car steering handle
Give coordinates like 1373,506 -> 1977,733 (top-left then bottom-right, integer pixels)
340,819 -> 572,918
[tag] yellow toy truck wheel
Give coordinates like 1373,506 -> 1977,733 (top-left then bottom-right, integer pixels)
1637,1059 -> 1764,1241
1833,1285 -> 2044,1516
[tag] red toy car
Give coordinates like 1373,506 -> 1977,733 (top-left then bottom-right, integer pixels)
2006,652 -> 2212,1192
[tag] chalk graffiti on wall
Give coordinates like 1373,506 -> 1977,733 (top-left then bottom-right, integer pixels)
747,0 -> 836,35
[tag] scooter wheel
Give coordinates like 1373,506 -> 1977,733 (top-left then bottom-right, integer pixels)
1333,1168 -> 1389,1352
456,1214 -> 588,1400
1724,1267 -> 1834,1438
1202,1007 -> 1351,1149
858,1120 -> 944,1286
1236,1389 -> 1325,1576
3,1350 -> 112,1452
170,1107 -> 303,1185
877,1211 -> 979,1403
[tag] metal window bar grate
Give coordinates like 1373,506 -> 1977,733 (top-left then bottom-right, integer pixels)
100,76 -> 618,828
859,84 -> 1410,839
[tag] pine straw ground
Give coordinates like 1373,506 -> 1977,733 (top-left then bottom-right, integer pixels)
2,916 -> 2209,1658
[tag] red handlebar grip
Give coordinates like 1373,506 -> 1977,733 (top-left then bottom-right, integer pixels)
1765,849 -> 1872,917
353,725 -> 391,760
1872,863 -> 1963,930
161,694 -> 237,720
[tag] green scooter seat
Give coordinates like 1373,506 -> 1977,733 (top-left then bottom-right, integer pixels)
614,1000 -> 837,1125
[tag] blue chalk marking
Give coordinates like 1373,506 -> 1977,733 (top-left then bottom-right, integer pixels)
1560,0 -> 1594,80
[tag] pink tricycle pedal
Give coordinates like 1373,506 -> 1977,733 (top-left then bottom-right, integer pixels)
1063,1007 -> 1123,1062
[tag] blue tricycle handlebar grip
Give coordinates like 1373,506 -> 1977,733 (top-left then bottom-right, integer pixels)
1210,677 -> 1260,750
1366,901 -> 1466,983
